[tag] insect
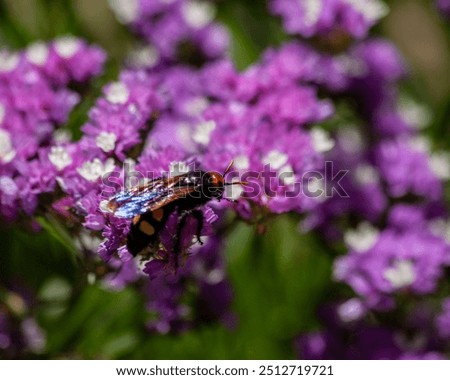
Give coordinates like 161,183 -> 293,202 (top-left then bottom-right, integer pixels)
106,161 -> 243,266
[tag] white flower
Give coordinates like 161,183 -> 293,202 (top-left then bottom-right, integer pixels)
344,222 -> 379,252
108,0 -> 139,24
398,96 -> 431,130
0,176 -> 18,196
409,136 -> 431,153
95,131 -> 117,153
0,51 -> 20,73
0,129 -> 16,163
53,130 -> 72,144
336,55 -> 367,77
77,158 -> 115,182
225,184 -> 244,201
48,146 -> 72,171
106,82 -> 130,105
341,0 -> 389,23
233,154 -> 250,170
184,97 -> 209,116
354,164 -> 379,184
192,120 -> 216,145
337,298 -> 365,323
383,260 -> 416,289
182,0 -> 216,29
128,45 -> 159,68
302,0 -> 322,27
263,150 -> 288,170
54,36 -> 80,59
311,127 -> 335,153
308,177 -> 326,202
26,42 -> 49,66
279,164 -> 296,185
429,152 -> 450,180
428,218 -> 450,244
99,199 -> 112,214
337,126 -> 365,153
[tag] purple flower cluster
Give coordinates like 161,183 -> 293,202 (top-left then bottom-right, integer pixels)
269,0 -> 388,40
335,208 -> 450,309
108,0 -> 229,65
1,0 -> 449,352
296,301 -> 447,359
143,236 -> 234,333
24,24 -> 336,331
269,0 -> 450,359
0,37 -> 105,221
436,0 -> 450,18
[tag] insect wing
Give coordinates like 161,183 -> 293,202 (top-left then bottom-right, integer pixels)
107,175 -> 196,218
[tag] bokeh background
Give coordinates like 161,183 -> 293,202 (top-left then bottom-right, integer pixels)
0,0 -> 449,359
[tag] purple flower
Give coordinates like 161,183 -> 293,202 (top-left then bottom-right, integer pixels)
0,39 -> 105,220
143,236 -> 234,333
436,0 -> 450,18
374,137 -> 443,200
335,222 -> 450,309
108,0 -> 229,65
296,302 -> 447,359
269,0 -> 388,40
26,37 -> 106,85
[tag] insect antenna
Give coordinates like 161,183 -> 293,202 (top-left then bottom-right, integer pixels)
224,180 -> 248,186
223,160 -> 234,176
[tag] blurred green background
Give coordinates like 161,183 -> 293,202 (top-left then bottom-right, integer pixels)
0,0 -> 449,359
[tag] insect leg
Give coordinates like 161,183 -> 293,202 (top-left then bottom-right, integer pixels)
173,209 -> 204,268
173,212 -> 189,269
190,209 -> 204,245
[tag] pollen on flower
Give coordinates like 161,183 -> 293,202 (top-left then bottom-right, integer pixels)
54,36 -> 80,59
106,82 -> 130,105
0,129 -> 16,163
383,259 -> 416,289
96,131 -> 117,153
26,42 -> 49,66
192,120 -> 216,145
344,222 -> 379,252
77,158 -> 115,182
48,146 -> 72,171
182,0 -> 216,29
